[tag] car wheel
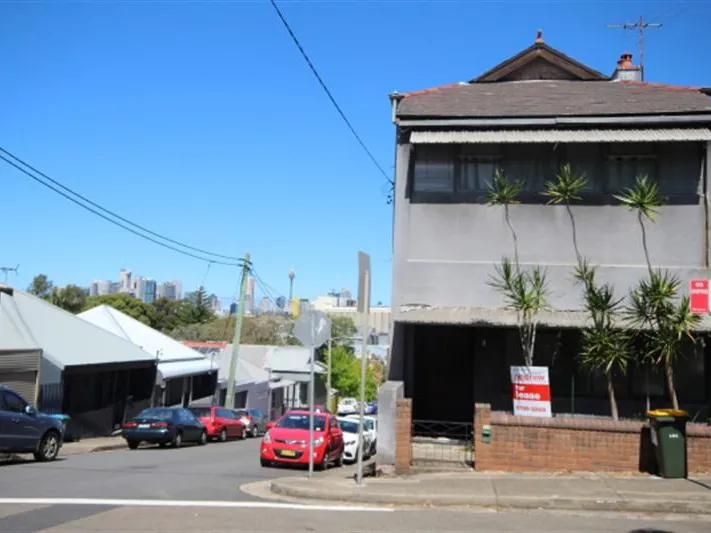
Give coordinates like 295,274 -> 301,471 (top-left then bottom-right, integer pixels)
172,432 -> 183,449
159,442 -> 168,448
241,427 -> 247,440
127,440 -> 140,450
251,425 -> 259,438
335,451 -> 344,468
198,431 -> 207,446
33,431 -> 60,462
315,456 -> 327,471
260,458 -> 270,467
219,428 -> 228,442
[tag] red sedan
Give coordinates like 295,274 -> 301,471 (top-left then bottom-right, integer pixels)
260,410 -> 344,470
189,406 -> 246,442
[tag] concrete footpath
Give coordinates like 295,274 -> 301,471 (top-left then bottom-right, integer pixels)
269,471 -> 711,515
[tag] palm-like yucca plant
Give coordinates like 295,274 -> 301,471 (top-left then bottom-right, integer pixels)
487,172 -> 548,366
487,170 -> 523,269
489,260 -> 549,367
614,175 -> 664,276
574,263 -> 630,420
627,271 -> 700,409
543,164 -> 588,264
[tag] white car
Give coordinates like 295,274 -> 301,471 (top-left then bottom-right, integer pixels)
337,416 -> 373,463
337,398 -> 358,415
346,414 -> 377,456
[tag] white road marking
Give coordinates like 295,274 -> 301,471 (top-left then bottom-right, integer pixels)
0,498 -> 393,513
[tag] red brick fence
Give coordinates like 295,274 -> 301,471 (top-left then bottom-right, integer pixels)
393,399 -> 711,474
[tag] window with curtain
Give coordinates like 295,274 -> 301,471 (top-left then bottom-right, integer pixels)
607,155 -> 657,194
564,144 -> 604,194
412,145 -> 454,193
459,156 -> 498,192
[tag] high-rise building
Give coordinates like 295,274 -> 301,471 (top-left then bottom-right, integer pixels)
157,280 -> 182,301
90,280 -> 111,296
133,276 -> 157,304
275,296 -> 286,310
120,269 -> 132,291
258,296 -> 271,314
229,302 -> 238,315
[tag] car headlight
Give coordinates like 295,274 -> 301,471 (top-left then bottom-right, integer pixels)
346,439 -> 356,446
263,432 -> 271,444
313,437 -> 324,447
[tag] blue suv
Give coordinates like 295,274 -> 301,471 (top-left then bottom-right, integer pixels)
0,385 -> 64,461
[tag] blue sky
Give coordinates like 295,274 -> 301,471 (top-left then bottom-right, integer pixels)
1,0 -> 708,307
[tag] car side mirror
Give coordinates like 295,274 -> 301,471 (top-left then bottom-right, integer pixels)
266,422 -> 274,429
24,405 -> 37,416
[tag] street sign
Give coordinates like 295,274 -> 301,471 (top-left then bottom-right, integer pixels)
357,251 -> 371,314
689,279 -> 710,314
293,310 -> 331,347
510,366 -> 552,418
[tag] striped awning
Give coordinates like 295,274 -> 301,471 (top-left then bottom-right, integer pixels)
409,128 -> 711,144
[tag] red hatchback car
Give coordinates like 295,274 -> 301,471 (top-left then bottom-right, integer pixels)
260,410 -> 344,469
189,406 -> 246,442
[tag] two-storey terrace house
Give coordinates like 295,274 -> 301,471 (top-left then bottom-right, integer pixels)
381,32 -> 711,457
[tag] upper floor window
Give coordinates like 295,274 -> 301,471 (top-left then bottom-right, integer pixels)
412,146 -> 454,193
459,156 -> 498,192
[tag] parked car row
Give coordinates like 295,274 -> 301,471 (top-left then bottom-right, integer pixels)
336,398 -> 377,416
259,408 -> 378,469
121,405 -> 269,449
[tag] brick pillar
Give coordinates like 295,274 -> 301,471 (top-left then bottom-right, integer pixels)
395,398 -> 412,473
474,403 -> 492,471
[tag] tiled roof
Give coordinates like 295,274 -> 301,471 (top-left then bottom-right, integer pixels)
396,80 -> 711,119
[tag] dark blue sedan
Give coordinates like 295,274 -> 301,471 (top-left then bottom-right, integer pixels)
122,407 -> 207,449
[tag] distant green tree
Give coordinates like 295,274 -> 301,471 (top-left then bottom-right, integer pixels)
181,286 -> 215,324
83,293 -> 156,326
328,345 -> 379,401
27,274 -> 54,299
49,285 -> 87,314
152,297 -> 190,332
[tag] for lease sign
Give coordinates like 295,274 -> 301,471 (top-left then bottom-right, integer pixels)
510,366 -> 552,418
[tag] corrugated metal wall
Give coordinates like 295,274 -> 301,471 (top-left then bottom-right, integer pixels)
0,350 -> 40,403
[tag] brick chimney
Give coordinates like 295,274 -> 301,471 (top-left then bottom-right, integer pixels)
612,52 -> 642,82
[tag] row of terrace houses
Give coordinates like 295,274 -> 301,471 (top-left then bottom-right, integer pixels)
379,33 -> 711,466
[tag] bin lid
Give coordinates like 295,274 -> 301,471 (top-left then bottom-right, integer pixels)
647,408 -> 688,418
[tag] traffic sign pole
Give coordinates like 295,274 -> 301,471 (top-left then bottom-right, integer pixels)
308,312 -> 315,478
356,252 -> 371,486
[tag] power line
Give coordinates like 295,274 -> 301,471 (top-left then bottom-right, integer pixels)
0,147 -> 244,263
0,153 -> 244,267
269,0 -> 393,188
607,16 -> 662,81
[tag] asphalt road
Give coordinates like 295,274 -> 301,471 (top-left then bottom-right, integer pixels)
0,504 -> 709,532
0,437 -> 289,501
1,439 -> 710,532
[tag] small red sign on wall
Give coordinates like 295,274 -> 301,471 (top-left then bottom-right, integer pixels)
689,279 -> 710,314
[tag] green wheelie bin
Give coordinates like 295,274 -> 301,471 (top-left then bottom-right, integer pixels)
647,409 -> 689,479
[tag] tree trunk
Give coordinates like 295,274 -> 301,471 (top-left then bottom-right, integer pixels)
565,203 -> 582,267
504,204 -> 520,275
638,212 -> 653,278
607,373 -> 619,421
665,360 -> 679,409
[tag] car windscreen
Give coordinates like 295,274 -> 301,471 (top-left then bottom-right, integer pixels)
136,408 -> 174,421
189,407 -> 211,418
338,419 -> 359,434
364,419 -> 375,431
275,414 -> 326,432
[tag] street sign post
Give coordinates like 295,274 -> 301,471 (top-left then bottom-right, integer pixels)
293,309 -> 331,478
356,251 -> 371,486
689,279 -> 710,315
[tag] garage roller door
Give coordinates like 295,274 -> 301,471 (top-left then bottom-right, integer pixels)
0,371 -> 38,404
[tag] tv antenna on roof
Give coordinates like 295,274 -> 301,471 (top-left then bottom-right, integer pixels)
607,15 -> 662,81
0,264 -> 19,284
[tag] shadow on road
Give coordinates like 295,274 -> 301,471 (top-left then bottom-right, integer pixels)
0,457 -> 67,467
687,478 -> 711,491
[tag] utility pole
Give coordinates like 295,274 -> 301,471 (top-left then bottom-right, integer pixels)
0,264 -> 19,284
608,16 -> 662,81
224,253 -> 251,409
326,335 -> 333,412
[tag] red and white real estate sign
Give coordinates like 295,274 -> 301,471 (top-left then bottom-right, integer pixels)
510,366 -> 552,418
689,279 -> 710,315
